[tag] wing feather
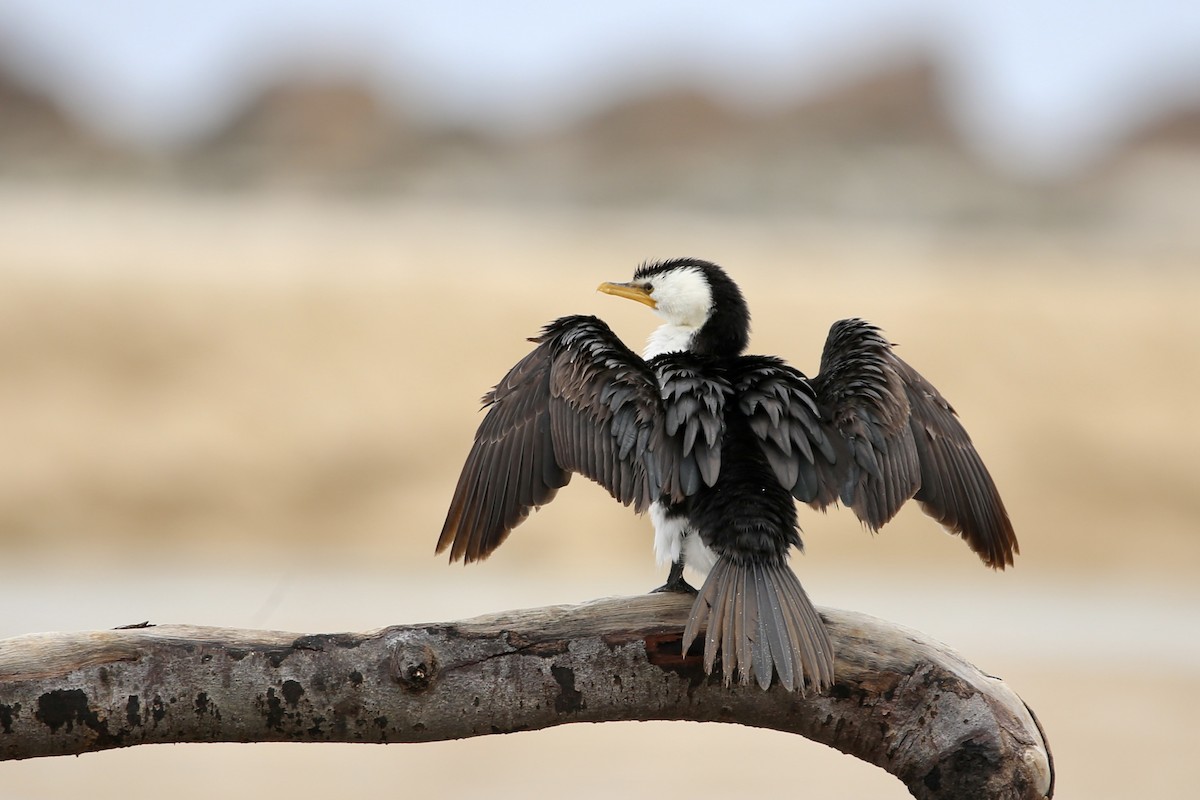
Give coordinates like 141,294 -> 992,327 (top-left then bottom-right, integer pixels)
894,356 -> 1018,567
812,319 -> 1016,566
730,356 -> 837,507
734,319 -> 1016,569
651,354 -> 730,501
811,319 -> 921,530
437,315 -> 674,563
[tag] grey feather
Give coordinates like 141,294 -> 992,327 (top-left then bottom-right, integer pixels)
684,555 -> 835,693
437,316 -> 666,563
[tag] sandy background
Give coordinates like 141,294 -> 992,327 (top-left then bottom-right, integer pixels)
0,186 -> 1196,798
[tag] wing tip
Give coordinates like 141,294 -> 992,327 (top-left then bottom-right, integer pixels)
939,484 -> 1018,570
981,522 -> 1019,571
436,501 -> 512,564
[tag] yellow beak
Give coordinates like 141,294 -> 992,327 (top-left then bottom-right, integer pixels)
597,281 -> 657,309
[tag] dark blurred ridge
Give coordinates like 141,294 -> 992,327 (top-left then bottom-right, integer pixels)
2,56 -> 1200,245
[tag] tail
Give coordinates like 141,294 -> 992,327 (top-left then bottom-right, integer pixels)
681,556 -> 834,693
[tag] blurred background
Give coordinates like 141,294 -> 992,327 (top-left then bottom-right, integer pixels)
1,1 -> 1198,798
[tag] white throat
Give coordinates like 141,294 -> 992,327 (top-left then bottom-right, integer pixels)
639,265 -> 712,359
643,323 -> 698,359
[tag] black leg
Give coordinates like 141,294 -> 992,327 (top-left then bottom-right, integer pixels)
651,560 -> 696,595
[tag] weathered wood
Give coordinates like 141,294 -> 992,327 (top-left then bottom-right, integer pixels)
0,594 -> 1052,799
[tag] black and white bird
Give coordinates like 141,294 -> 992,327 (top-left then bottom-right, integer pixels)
437,258 -> 1016,693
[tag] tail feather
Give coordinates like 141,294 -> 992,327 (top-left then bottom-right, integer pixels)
682,555 -> 834,693
774,566 -> 808,689
755,563 -> 793,690
749,564 -> 773,689
721,563 -> 741,686
699,559 -> 732,680
777,564 -> 836,690
734,564 -> 752,679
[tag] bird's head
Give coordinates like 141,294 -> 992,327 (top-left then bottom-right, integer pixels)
598,258 -> 750,356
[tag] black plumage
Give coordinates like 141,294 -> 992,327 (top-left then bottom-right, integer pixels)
437,258 -> 1016,692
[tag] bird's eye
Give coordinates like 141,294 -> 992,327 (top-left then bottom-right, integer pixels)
643,283 -> 654,293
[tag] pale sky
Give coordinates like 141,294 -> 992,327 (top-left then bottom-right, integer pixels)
1,0 -> 1199,176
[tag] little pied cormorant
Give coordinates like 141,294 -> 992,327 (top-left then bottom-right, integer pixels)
437,258 -> 1016,693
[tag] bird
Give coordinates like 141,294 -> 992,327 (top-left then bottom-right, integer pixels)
436,257 -> 1016,693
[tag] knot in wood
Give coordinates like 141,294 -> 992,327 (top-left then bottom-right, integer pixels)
390,641 -> 438,692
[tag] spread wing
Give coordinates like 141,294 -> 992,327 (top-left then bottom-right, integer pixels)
737,319 -> 1016,568
810,319 -> 923,530
437,315 -> 667,562
894,355 -> 1018,567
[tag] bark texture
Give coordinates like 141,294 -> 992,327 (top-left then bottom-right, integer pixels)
0,594 -> 1052,799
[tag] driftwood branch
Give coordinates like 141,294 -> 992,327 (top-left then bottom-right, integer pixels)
0,594 -> 1051,799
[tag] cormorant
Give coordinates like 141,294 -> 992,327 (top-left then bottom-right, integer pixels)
437,258 -> 1016,693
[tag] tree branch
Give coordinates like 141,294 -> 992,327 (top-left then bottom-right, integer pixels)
0,594 -> 1051,799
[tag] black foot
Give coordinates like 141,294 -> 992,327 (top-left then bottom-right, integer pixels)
651,578 -> 697,595
650,561 -> 697,595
